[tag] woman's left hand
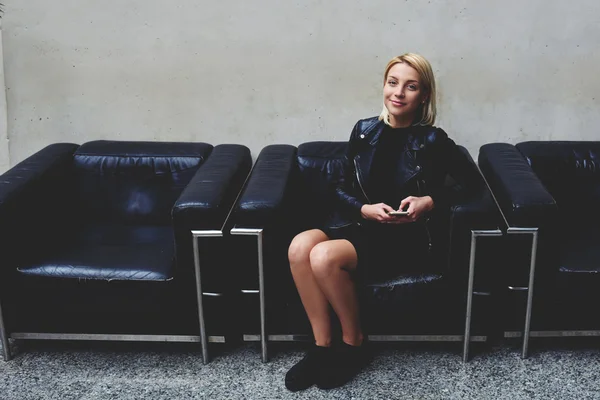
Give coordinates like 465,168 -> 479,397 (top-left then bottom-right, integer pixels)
387,196 -> 434,224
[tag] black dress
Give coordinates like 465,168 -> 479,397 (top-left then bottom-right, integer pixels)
326,125 -> 431,281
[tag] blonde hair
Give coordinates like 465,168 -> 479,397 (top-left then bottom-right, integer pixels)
378,53 -> 437,127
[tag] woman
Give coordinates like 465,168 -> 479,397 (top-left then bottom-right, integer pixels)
285,53 -> 475,391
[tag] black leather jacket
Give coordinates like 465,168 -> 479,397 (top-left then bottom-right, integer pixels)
328,116 -> 479,229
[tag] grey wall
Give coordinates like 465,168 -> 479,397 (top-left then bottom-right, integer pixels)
2,1 -> 600,169
0,30 -> 8,172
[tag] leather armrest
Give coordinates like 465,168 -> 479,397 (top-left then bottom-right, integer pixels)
449,190 -> 500,231
0,143 -> 79,218
438,149 -> 502,284
478,143 -> 558,227
172,144 -> 252,231
445,146 -> 502,231
230,144 -> 298,229
0,143 -> 79,273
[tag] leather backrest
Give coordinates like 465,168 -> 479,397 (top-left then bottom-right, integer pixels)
516,141 -> 600,217
296,141 -> 347,226
73,140 -> 213,224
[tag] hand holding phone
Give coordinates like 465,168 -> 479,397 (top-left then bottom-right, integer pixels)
388,210 -> 409,216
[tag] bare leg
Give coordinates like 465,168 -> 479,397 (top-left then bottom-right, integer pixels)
288,229 -> 331,347
286,233 -> 365,392
309,240 -> 363,346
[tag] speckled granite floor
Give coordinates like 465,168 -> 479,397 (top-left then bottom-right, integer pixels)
0,339 -> 599,399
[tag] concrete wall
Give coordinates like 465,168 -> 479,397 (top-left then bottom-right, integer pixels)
0,28 -> 8,173
2,1 -> 600,169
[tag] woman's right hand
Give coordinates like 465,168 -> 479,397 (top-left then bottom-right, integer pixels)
360,203 -> 395,222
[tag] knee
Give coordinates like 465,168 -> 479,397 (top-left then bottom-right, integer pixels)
309,244 -> 338,279
288,235 -> 314,267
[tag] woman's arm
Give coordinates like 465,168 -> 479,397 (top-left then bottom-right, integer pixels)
333,121 -> 366,221
395,129 -> 481,223
428,129 -> 483,211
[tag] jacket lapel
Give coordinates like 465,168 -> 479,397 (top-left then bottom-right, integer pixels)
399,130 -> 425,186
354,123 -> 430,200
354,121 -> 384,197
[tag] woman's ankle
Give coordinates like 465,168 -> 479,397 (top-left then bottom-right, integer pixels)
342,333 -> 364,347
315,339 -> 332,347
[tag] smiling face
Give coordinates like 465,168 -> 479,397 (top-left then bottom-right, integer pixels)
383,62 -> 428,128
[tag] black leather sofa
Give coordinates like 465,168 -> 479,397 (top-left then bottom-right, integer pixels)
0,140 -> 251,362
229,141 -> 501,362
479,141 -> 600,357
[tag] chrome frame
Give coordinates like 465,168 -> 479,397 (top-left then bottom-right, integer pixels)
3,332 -> 223,361
10,333 -> 211,342
477,165 -> 540,359
230,228 -> 266,361
243,334 -> 488,342
463,229 -> 503,362
0,301 -> 10,361
505,330 -> 600,338
192,229 -> 227,364
506,227 -> 539,358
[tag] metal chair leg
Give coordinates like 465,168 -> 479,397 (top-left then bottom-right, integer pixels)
192,230 -> 224,364
505,228 -> 539,359
463,232 -> 477,362
0,302 -> 11,361
231,228 -> 267,362
521,230 -> 539,359
463,229 -> 502,362
256,231 -> 267,362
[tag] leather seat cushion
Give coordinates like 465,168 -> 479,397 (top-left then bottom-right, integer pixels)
363,272 -> 445,306
17,225 -> 175,281
559,224 -> 600,275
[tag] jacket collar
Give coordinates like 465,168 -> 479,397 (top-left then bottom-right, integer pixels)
362,119 -> 385,146
361,119 -> 425,151
354,120 -> 427,201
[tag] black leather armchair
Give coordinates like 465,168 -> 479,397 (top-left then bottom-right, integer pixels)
479,141 -> 600,357
0,140 -> 252,362
229,141 -> 501,362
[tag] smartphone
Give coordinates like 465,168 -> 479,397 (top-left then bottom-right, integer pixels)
388,210 -> 409,216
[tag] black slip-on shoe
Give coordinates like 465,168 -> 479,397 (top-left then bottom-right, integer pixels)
317,341 -> 368,390
285,344 -> 331,392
